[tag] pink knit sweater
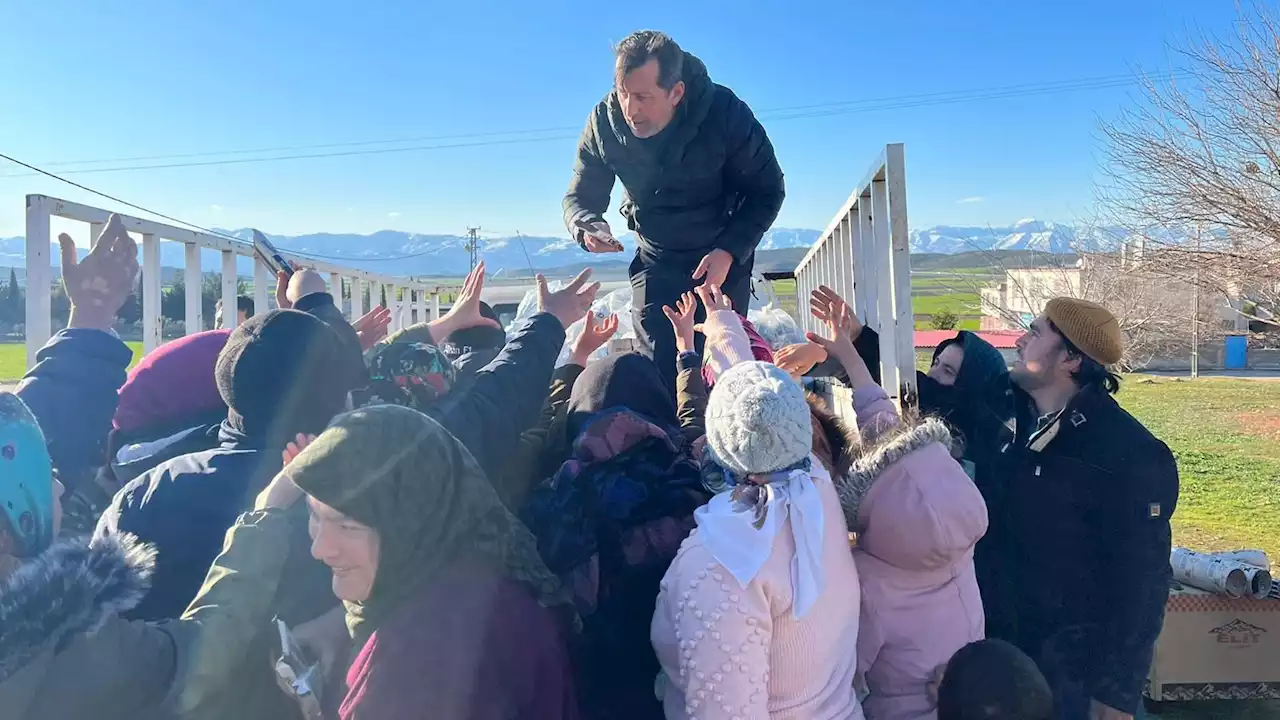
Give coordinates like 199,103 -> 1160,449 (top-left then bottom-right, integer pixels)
651,460 -> 865,720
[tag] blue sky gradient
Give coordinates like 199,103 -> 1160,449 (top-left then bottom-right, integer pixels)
0,0 -> 1246,239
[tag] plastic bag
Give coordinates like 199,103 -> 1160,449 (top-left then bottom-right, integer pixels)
748,303 -> 806,351
506,283 -> 638,366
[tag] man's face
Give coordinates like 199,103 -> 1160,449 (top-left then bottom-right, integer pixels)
1011,315 -> 1075,391
617,58 -> 684,138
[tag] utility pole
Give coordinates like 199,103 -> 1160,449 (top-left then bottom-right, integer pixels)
464,227 -> 481,272
1191,226 -> 1201,379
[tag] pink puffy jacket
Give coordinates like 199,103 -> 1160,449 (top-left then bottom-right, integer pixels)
840,386 -> 988,720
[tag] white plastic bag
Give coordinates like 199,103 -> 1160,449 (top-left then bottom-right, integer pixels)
506,283 -> 638,366
748,303 -> 806,351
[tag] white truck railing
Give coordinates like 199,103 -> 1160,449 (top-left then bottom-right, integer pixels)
794,143 -> 915,411
24,194 -> 450,367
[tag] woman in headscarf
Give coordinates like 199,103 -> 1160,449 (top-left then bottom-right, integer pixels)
285,404 -> 579,720
522,350 -> 711,720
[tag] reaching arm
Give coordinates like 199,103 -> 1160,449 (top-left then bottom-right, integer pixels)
1087,443 -> 1178,715
493,363 -> 585,509
430,313 -> 565,481
676,352 -> 709,447
17,329 -> 133,493
714,97 -> 785,264
562,112 -> 616,240
701,309 -> 755,381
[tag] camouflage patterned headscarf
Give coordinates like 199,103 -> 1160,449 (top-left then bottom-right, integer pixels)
286,404 -> 574,644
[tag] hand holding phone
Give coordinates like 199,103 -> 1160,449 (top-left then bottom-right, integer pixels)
575,220 -> 624,253
252,229 -> 295,277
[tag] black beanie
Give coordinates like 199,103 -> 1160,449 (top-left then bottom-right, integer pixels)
441,301 -> 505,361
215,309 -> 351,444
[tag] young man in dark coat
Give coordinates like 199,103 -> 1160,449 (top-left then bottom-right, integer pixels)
1001,297 -> 1178,720
563,30 -> 785,390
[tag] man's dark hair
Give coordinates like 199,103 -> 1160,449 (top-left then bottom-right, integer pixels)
237,295 -> 255,316
614,30 -> 684,91
1048,319 -> 1122,395
938,639 -> 1053,720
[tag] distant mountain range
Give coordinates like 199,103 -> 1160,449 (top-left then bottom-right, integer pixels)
0,219 -> 1123,279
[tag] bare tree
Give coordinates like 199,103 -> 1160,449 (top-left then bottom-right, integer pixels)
1098,5 -> 1280,321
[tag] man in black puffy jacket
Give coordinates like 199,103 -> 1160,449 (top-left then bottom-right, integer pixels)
563,30 -> 784,390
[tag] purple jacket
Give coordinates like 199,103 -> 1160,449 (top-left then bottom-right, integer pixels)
841,386 -> 988,720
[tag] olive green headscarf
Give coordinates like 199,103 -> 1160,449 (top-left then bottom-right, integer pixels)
286,403 -> 574,644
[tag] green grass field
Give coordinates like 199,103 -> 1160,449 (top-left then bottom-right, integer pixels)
1,341 -> 143,382
767,277 -> 984,330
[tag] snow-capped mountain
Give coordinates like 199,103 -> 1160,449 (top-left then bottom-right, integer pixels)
908,219 -> 1122,254
0,220 -> 1119,278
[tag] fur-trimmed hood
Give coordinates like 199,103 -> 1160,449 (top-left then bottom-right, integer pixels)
835,417 -> 988,573
0,533 -> 156,684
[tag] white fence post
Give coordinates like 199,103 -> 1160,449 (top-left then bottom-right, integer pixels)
871,178 -> 899,400
792,144 -> 913,414
350,277 -> 364,320
142,233 -> 162,353
253,257 -> 270,318
329,273 -> 342,313
388,285 -> 401,332
432,291 -> 441,320
24,196 -> 52,368
184,243 -> 203,334
885,143 -> 916,407
221,251 -> 238,332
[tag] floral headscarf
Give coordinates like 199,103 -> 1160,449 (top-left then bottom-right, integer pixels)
362,341 -> 456,410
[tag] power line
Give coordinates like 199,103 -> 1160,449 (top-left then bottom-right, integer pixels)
2,71 -> 1187,178
0,151 -> 453,263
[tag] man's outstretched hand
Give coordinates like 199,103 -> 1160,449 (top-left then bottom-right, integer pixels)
538,268 -> 601,329
578,220 -> 623,254
692,248 -> 733,290
60,214 -> 140,332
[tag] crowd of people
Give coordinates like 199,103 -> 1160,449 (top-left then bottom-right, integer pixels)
0,206 -> 1178,720
0,29 -> 1179,720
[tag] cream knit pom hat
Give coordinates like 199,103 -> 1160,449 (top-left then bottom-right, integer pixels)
705,361 -> 812,476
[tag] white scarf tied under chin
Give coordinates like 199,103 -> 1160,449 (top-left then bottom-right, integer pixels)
694,454 -> 828,618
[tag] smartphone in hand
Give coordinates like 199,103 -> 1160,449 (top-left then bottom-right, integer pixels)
252,229 -> 295,277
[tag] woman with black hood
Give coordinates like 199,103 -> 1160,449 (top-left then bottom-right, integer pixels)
522,351 -> 711,720
777,288 -> 1018,640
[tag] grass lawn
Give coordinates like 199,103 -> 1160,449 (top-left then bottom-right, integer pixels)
0,341 -> 144,382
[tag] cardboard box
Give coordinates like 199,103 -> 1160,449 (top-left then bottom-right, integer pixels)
1147,586 -> 1280,701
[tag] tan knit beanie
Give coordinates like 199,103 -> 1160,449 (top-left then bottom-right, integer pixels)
1043,297 -> 1123,366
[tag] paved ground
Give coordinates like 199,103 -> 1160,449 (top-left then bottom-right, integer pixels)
1137,370 -> 1280,381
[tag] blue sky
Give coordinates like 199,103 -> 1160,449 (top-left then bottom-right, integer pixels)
0,0 -> 1247,240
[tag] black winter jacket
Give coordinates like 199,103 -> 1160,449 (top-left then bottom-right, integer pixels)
1001,385 -> 1178,715
563,52 -> 784,265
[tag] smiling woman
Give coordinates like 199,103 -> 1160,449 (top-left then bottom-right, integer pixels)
285,404 -> 580,720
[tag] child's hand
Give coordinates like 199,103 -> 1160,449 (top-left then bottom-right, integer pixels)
570,311 -> 619,365
283,433 -> 317,466
662,291 -> 698,354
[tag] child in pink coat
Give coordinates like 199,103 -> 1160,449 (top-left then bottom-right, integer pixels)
807,286 -> 988,720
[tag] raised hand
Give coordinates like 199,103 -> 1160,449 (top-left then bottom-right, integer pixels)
60,214 -> 140,331
439,261 -> 502,333
537,268 -> 601,329
571,312 -> 619,365
352,306 -> 392,351
806,285 -> 860,362
662,291 -> 698,354
282,433 -> 317,466
775,342 -> 828,380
